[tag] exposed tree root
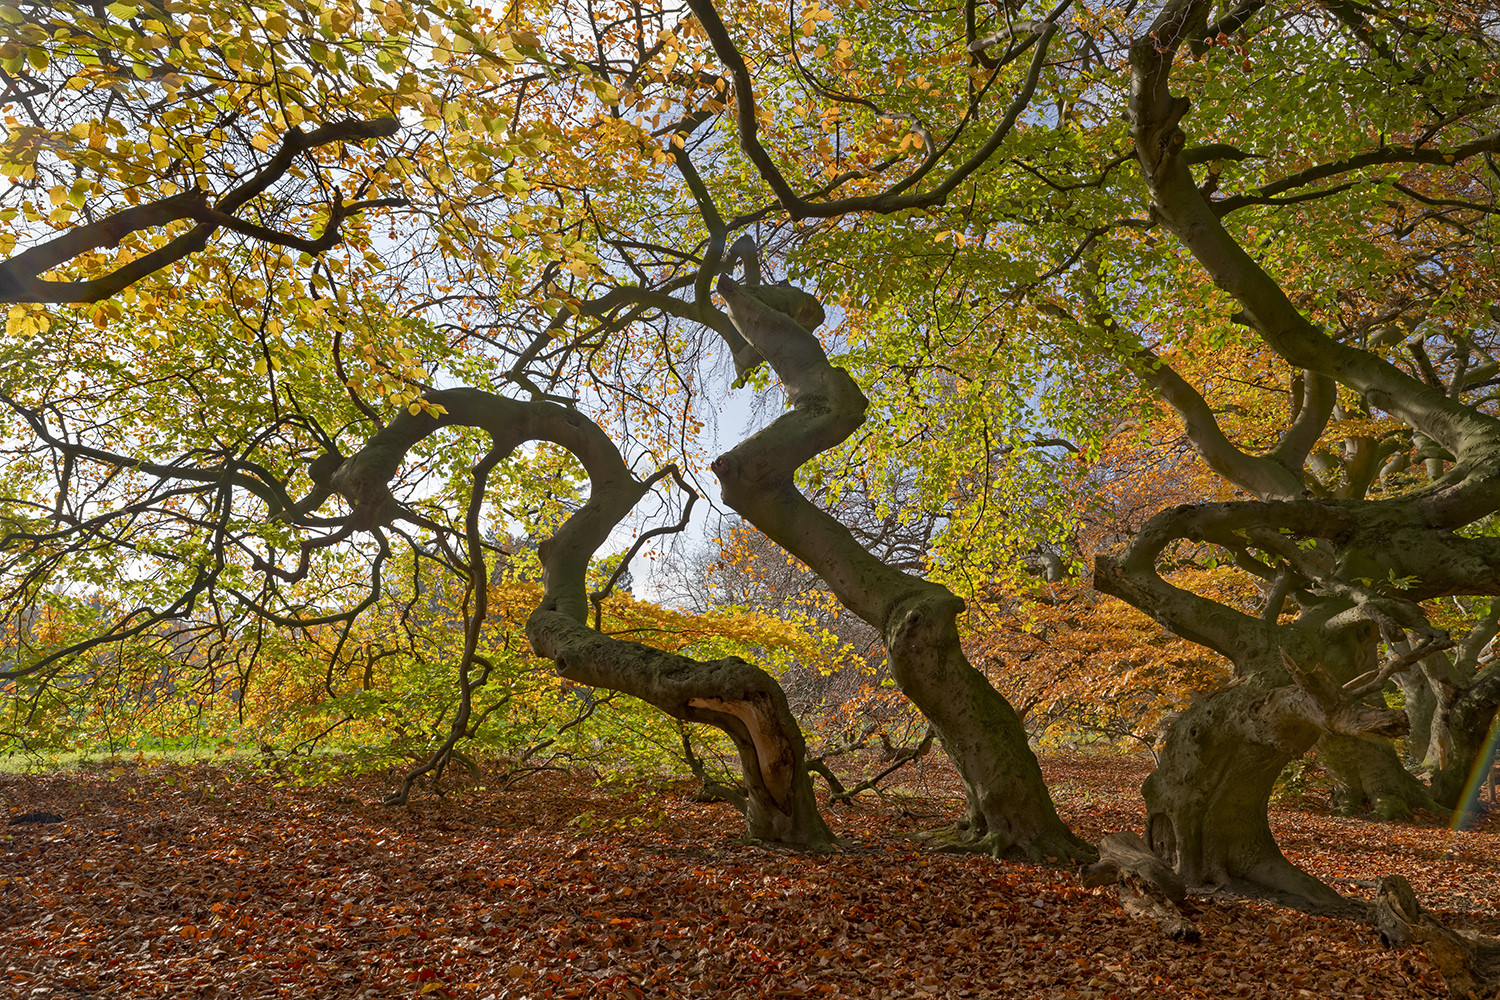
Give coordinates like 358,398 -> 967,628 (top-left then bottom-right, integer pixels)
920,823 -> 1097,864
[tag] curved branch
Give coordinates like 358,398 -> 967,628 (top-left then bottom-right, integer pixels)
319,385 -> 831,843
1128,0 -> 1500,509
1133,349 -> 1305,499
0,118 -> 400,304
684,0 -> 1063,220
1215,131 -> 1500,216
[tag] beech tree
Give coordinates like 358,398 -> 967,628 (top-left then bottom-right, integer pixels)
1,0 -> 1111,859
1068,0 -> 1498,914
5,0 -> 1500,922
0,0 -> 841,845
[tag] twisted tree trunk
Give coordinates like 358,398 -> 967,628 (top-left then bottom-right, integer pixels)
324,388 -> 832,847
707,254 -> 1089,860
1097,515 -> 1414,914
1319,732 -> 1439,820
1395,668 -> 1440,767
1105,0 -> 1500,911
1131,641 -> 1382,916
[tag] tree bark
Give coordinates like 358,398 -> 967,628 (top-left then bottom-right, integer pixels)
1099,523 -> 1409,913
1430,668 -> 1500,812
1082,832 -> 1200,942
528,611 -> 831,846
324,388 -> 832,847
707,256 -> 1089,860
1320,733 -> 1440,819
1396,668 -> 1439,767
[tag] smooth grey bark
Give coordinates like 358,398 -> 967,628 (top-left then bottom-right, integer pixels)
1140,675 -> 1347,915
705,248 -> 1090,860
1395,668 -> 1439,767
1319,732 -> 1440,820
322,388 -> 832,847
1430,666 -> 1500,811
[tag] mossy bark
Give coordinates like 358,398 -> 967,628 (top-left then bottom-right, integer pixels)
1320,733 -> 1439,820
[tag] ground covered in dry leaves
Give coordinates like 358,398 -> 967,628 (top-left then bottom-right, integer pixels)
1,750 -> 1495,999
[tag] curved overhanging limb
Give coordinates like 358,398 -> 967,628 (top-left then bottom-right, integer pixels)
704,238 -> 1090,861
320,387 -> 831,846
1096,497 -> 1451,913
1107,0 -> 1500,911
1127,0 -> 1500,517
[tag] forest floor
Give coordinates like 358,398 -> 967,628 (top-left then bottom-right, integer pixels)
1,749 -> 1495,999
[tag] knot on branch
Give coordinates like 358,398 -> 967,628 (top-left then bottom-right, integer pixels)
717,275 -> 827,334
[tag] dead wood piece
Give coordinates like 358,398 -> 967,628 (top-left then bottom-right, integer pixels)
1376,874 -> 1500,999
1083,832 -> 1188,903
1120,872 -> 1201,943
1083,831 -> 1199,942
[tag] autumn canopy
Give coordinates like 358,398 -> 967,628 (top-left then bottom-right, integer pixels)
2,0 -> 1500,990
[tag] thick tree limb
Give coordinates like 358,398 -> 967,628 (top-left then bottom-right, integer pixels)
1127,0 -> 1500,483
1133,349 -> 1309,499
319,385 -> 831,844
704,240 -> 1089,861
0,118 -> 401,304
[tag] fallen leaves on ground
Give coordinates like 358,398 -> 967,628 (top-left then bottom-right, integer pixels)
0,751 -> 1491,999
